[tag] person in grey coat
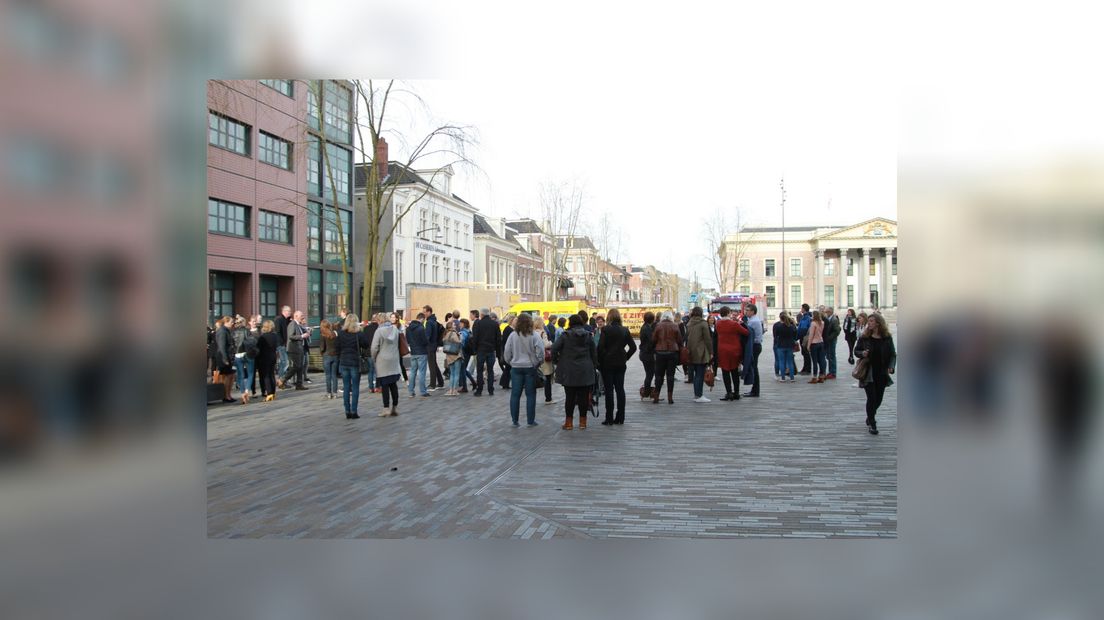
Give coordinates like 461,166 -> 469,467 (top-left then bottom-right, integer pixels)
278,311 -> 307,390
551,314 -> 598,430
371,314 -> 403,417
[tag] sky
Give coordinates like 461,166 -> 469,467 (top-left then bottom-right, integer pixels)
343,3 -> 899,287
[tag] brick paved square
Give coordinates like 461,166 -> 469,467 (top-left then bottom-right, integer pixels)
207,334 -> 896,538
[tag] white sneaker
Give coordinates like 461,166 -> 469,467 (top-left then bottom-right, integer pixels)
694,396 -> 711,403
378,408 -> 390,417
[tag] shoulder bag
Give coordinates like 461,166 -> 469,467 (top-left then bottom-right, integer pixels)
852,356 -> 870,382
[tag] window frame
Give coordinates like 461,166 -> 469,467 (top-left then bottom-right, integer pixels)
790,257 -> 802,278
764,259 -> 776,278
259,79 -> 293,97
257,209 -> 292,244
207,198 -> 250,238
258,131 -> 292,170
208,111 -> 251,156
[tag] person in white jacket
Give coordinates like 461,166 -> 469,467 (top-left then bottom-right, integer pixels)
371,313 -> 403,417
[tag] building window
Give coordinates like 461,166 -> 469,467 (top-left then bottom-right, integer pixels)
307,81 -> 320,130
209,272 -> 234,324
739,259 -> 750,278
847,258 -> 854,276
258,131 -> 291,170
869,283 -> 879,307
324,271 -> 347,323
790,285 -> 802,308
307,202 -> 321,263
869,257 -> 877,276
259,276 -> 278,319
208,112 -> 249,156
790,258 -> 802,277
765,285 -> 776,308
765,259 -> 775,278
463,224 -> 470,247
323,80 -> 352,143
419,253 -> 428,282
464,261 -> 470,281
419,209 -> 428,238
307,269 -> 322,324
825,285 -> 835,308
322,143 -> 351,205
893,284 -> 897,306
323,207 -> 351,266
739,285 -> 750,295
307,139 -> 320,196
395,251 -> 404,292
432,212 -> 440,238
454,263 -> 460,282
260,79 -> 293,97
432,255 -> 440,282
258,210 -> 291,244
847,285 -> 854,307
825,259 -> 836,276
892,255 -> 897,276
443,258 -> 451,282
443,218 -> 451,246
208,198 -> 249,237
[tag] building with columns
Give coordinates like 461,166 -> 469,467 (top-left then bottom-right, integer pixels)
718,217 -> 897,318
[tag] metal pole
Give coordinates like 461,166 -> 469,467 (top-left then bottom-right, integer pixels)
780,177 -> 786,317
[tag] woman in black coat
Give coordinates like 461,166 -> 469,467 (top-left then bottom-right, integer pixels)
551,314 -> 598,430
853,313 -> 896,435
596,308 -> 637,425
334,314 -> 373,419
256,320 -> 280,401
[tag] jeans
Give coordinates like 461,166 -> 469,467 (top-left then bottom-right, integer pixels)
324,356 -> 340,394
779,346 -> 796,378
234,356 -> 255,393
476,352 -> 496,393
692,363 -> 707,398
748,343 -> 762,395
363,355 -> 376,390
654,352 -> 678,395
825,337 -> 838,375
408,354 -> 428,395
774,346 -> 784,377
509,366 -> 538,424
641,356 -> 655,390
277,345 -> 288,377
811,342 -> 827,376
340,365 -> 360,414
601,366 -> 627,422
449,358 -> 463,390
459,353 -> 471,389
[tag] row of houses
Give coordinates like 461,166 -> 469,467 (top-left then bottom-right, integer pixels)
206,79 -> 685,325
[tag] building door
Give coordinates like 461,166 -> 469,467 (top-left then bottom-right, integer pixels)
209,271 -> 234,324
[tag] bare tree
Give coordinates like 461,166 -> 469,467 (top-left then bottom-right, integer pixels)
538,180 -> 585,300
349,80 -> 477,315
703,206 -> 755,292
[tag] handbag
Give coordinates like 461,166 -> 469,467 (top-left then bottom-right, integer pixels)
535,372 -> 545,388
679,345 -> 690,365
792,343 -> 800,352
703,366 -> 715,389
398,333 -> 410,356
851,357 -> 870,382
544,348 -> 552,362
442,339 -> 461,355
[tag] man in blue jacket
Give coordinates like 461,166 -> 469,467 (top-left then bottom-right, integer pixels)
796,303 -> 812,375
406,313 -> 430,397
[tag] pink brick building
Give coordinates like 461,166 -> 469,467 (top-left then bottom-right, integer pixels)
207,80 -> 356,325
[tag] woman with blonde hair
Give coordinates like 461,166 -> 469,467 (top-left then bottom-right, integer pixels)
256,319 -> 280,401
442,319 -> 463,396
334,314 -> 372,419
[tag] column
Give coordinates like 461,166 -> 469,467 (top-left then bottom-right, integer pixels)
882,249 -> 892,309
858,248 -> 870,311
837,249 -> 847,308
814,249 -> 824,308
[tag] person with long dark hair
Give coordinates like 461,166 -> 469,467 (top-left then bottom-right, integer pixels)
534,316 -> 556,404
319,319 -> 339,400
651,311 -> 683,404
551,313 -> 597,430
843,308 -> 858,364
596,308 -> 637,425
808,310 -> 826,383
772,311 -> 798,382
853,313 -> 896,434
637,311 -> 657,399
686,306 -> 713,403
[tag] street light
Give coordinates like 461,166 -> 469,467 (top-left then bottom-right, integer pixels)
416,225 -> 442,243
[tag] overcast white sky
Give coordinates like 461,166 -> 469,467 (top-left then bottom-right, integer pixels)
337,2 -> 900,286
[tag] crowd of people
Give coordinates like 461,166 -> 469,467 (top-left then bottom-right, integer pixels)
209,302 -> 895,435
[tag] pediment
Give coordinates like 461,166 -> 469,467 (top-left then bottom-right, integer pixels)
816,217 -> 897,240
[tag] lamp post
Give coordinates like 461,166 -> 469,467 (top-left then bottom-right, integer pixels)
780,177 -> 786,317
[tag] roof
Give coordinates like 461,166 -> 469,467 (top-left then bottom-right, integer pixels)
354,162 -> 427,188
505,219 -> 544,234
556,236 -> 596,250
472,213 -> 498,238
741,226 -> 825,233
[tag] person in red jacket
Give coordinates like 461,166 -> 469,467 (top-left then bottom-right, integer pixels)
713,305 -> 750,401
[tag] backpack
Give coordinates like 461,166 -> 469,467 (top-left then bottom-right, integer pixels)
242,333 -> 259,359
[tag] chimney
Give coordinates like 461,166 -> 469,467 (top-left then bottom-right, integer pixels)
374,137 -> 389,179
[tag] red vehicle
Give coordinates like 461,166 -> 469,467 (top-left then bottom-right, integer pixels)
707,293 -> 766,319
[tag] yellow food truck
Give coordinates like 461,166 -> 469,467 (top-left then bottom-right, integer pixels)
501,301 -> 672,337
